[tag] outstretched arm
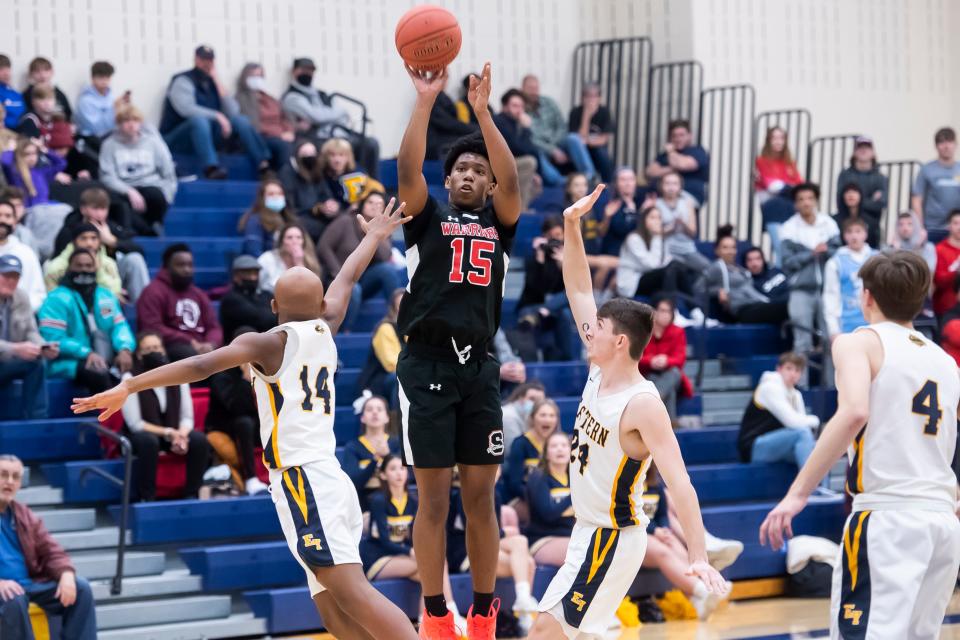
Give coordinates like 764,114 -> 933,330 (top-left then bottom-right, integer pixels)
469,64 -> 522,227
70,332 -> 280,421
322,199 -> 409,333
398,67 -> 447,218
562,184 -> 606,345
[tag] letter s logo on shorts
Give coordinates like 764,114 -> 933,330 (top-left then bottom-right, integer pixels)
486,430 -> 504,456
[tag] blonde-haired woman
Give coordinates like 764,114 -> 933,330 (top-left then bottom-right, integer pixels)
320,137 -> 384,211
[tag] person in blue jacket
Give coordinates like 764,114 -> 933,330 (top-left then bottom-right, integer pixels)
503,398 -> 560,503
524,431 -> 575,567
341,394 -> 400,509
37,248 -> 134,392
600,166 -> 655,256
359,455 -> 464,627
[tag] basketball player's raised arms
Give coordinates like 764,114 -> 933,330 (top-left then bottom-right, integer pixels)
562,184 -> 606,344
397,65 -> 447,217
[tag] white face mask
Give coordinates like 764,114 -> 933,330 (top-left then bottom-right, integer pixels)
245,76 -> 266,92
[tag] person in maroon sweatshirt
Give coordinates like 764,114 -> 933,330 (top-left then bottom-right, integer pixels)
136,243 -> 223,361
0,455 -> 97,639
638,297 -> 694,425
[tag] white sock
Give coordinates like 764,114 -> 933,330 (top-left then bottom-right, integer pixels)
516,581 -> 531,600
692,580 -> 708,600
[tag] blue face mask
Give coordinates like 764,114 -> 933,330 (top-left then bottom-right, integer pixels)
264,195 -> 286,212
519,399 -> 534,416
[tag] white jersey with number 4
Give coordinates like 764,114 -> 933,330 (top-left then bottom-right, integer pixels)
848,322 -> 959,512
570,365 -> 658,529
251,320 -> 339,470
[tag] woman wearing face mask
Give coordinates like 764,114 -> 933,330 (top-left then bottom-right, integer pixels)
500,382 -> 546,453
320,138 -> 384,211
278,140 -> 336,243
237,178 -> 294,256
503,398 -> 560,503
37,248 -> 136,392
121,331 -> 211,501
341,395 -> 401,509
256,222 -> 322,292
235,63 -> 294,171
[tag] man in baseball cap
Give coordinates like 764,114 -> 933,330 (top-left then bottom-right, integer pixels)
0,254 -> 57,419
219,255 -> 275,340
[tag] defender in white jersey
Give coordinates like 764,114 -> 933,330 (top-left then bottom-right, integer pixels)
762,250 -> 960,640
528,185 -> 728,640
72,200 -> 421,640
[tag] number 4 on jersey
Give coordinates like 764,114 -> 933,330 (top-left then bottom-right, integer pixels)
300,365 -> 332,414
449,238 -> 495,286
912,379 -> 942,436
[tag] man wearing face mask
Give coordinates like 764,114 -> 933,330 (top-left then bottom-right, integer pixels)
279,140 -> 338,243
280,57 -> 381,179
218,255 -> 276,341
136,243 -> 223,362
0,199 -> 46,311
37,248 -> 135,393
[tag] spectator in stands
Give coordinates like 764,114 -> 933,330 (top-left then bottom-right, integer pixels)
493,328 -> 527,397
218,255 -> 275,342
0,454 -> 97,640
99,105 -> 177,235
281,57 -> 380,179
2,187 -> 38,255
617,206 -> 697,300
257,223 -> 322,292
22,57 -> 71,121
0,56 -> 25,128
159,45 -> 270,180
823,218 -> 875,342
887,211 -> 936,272
0,104 -> 16,153
136,243 -> 223,361
360,455 -> 466,629
0,198 -> 45,310
1,137 -> 72,260
737,352 -> 818,468
280,140 -> 336,241
237,178 -> 293,256
205,326 -> 268,496
602,166 -> 653,257
524,432 -> 575,566
517,216 -> 575,361
755,126 -> 802,263
565,173 -> 617,292
833,183 -> 880,249
18,85 -> 78,176
639,298 -> 692,424
780,183 -> 840,355
0,255 -> 55,419
235,63 -> 294,171
501,381 -> 546,452
38,248 -> 134,392
319,138 -> 385,212
53,186 -> 141,262
567,83 -> 615,182
357,288 -> 404,404
343,395 -> 400,508
932,209 -> 960,317
453,73 -> 486,125
939,303 -> 960,368
494,88 -> 544,207
743,247 -> 790,305
657,169 -> 710,272
706,226 -> 788,325
426,73 -> 477,161
504,398 -> 560,503
523,74 -> 585,183
121,332 -> 210,500
75,61 -> 120,139
646,119 -> 710,205
836,136 -> 886,229
913,127 -> 960,232
44,223 -> 124,298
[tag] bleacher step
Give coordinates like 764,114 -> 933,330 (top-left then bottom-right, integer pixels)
702,391 -> 753,411
95,595 -> 232,630
17,485 -> 63,506
703,409 -> 746,425
72,551 -> 165,580
699,374 -> 753,392
91,570 -> 203,602
97,612 -> 266,640
58,527 -> 130,551
33,508 -> 96,533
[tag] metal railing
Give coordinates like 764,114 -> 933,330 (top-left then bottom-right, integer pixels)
698,84 -> 756,242
806,134 -> 861,214
645,61 -> 703,169
877,160 -> 922,240
327,91 -> 370,139
570,37 -> 653,172
755,109 -> 812,180
77,422 -> 132,596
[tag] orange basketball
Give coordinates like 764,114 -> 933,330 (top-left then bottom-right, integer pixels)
395,4 -> 462,72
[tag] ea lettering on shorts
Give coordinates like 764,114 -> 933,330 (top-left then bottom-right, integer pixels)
575,405 -> 609,448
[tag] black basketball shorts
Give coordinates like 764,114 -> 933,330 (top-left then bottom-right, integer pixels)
396,348 -> 504,468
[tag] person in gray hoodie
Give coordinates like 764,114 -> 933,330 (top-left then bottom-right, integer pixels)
99,105 -> 177,235
705,225 -> 788,325
780,183 -> 841,355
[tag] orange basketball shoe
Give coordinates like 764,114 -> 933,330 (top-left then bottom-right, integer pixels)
466,598 -> 500,639
419,611 -> 463,640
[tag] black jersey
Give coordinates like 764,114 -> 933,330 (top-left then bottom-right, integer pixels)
397,195 -> 516,352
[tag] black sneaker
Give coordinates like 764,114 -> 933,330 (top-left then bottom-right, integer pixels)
203,165 -> 228,180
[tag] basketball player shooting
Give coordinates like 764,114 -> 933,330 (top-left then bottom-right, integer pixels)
760,250 -> 960,640
71,200 -> 421,640
395,62 -> 521,639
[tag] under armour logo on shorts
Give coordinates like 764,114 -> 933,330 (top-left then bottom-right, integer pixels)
487,430 -> 504,456
430,384 -> 442,391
